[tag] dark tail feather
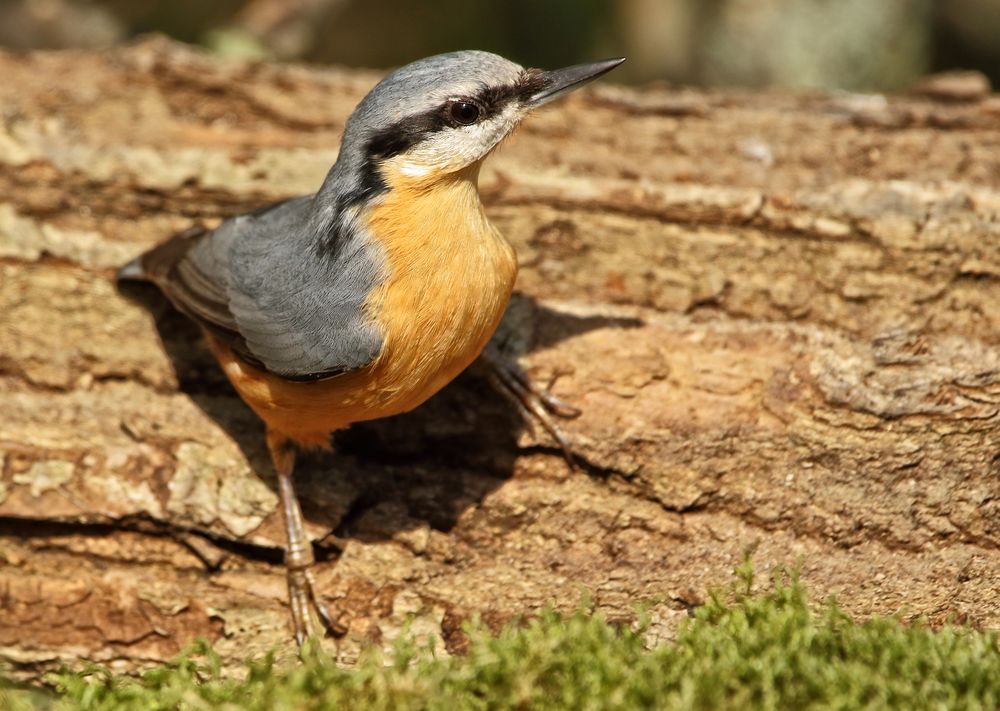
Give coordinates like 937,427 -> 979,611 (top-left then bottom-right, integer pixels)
119,225 -> 209,284
117,255 -> 148,282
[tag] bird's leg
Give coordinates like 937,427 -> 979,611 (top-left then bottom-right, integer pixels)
267,430 -> 344,645
479,345 -> 582,466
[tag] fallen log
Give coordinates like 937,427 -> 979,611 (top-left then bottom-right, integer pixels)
1,37 -> 998,678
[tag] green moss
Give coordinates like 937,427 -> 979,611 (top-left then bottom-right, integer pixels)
4,571 -> 999,710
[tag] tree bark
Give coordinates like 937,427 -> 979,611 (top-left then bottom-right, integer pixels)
1,37 -> 999,678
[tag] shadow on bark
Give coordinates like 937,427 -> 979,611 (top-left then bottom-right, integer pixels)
117,280 -> 641,558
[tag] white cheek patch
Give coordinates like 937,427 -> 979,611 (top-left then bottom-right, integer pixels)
399,103 -> 521,175
399,162 -> 432,177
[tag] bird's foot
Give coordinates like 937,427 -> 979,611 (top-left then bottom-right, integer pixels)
269,431 -> 346,646
481,348 -> 582,466
286,562 -> 346,646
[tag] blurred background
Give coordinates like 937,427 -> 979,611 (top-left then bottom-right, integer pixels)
0,0 -> 997,91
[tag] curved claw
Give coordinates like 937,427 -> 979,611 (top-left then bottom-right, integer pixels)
507,363 -> 582,419
288,565 -> 347,646
480,347 -> 581,467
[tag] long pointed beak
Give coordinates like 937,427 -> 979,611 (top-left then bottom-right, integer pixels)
525,57 -> 626,108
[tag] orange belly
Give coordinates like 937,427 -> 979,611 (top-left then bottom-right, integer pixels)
209,163 -> 518,448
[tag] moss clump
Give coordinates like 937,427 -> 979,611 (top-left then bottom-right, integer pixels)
4,572 -> 999,710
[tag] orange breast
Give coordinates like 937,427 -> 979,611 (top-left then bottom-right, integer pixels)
209,162 -> 518,448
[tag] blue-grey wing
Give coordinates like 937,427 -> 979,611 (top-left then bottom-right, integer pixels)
133,196 -> 385,381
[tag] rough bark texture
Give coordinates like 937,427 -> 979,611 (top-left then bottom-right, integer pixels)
1,37 -> 999,678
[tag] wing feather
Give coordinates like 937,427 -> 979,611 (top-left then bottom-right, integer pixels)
130,196 -> 384,381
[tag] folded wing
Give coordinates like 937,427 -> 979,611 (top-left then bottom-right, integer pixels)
128,196 -> 385,381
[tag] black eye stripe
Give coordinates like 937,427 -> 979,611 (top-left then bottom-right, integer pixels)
473,69 -> 548,113
363,69 -> 549,164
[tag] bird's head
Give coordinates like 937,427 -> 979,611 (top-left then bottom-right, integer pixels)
331,51 -> 624,197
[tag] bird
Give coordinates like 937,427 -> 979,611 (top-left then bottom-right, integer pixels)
118,50 -> 625,644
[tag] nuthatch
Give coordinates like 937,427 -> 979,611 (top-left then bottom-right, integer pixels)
118,51 -> 624,644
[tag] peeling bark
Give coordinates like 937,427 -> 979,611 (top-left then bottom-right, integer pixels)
1,38 -> 999,679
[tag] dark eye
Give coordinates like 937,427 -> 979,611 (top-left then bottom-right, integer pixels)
447,100 -> 482,126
